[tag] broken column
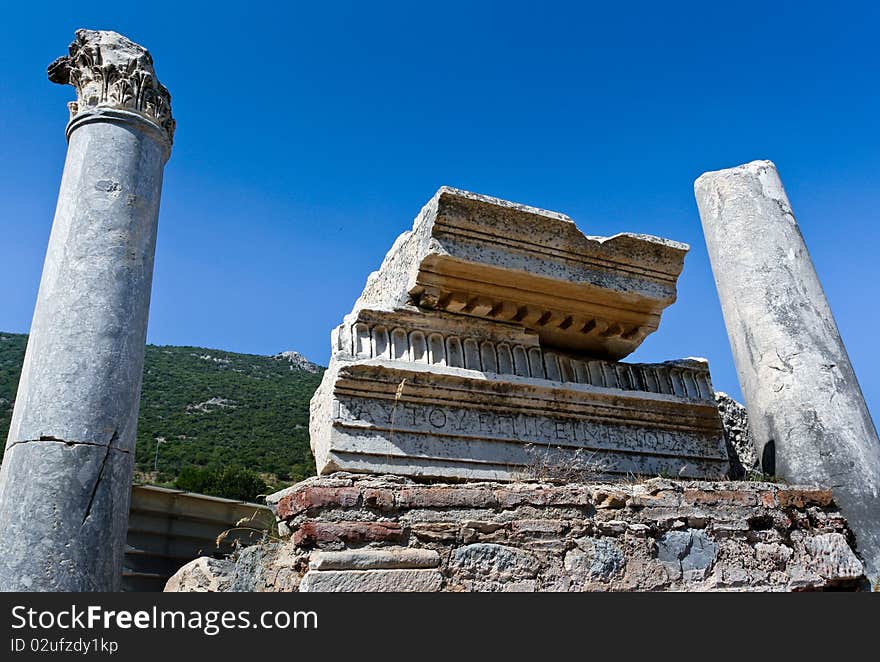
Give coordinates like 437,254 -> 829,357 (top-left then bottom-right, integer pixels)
0,30 -> 174,591
695,159 -> 880,582
310,188 -> 729,482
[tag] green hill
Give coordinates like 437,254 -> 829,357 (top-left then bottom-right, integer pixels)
0,332 -> 323,495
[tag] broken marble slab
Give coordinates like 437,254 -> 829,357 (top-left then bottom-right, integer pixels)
353,187 -> 688,360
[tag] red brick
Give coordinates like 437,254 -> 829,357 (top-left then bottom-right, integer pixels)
593,490 -> 627,509
291,521 -> 403,546
759,492 -> 777,508
362,488 -> 395,510
777,489 -> 834,509
494,486 -> 592,508
396,487 -> 496,509
277,486 -> 361,519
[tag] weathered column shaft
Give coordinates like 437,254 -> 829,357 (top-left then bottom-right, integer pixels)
0,30 -> 174,591
695,160 -> 880,582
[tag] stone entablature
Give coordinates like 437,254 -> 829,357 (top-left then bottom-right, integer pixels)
310,188 -> 728,481
315,361 -> 728,481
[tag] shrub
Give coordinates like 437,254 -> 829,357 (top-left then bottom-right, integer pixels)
175,465 -> 268,502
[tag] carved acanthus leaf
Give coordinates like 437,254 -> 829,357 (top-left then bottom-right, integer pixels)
49,29 -> 175,142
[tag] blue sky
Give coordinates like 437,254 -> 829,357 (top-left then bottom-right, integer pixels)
1,2 -> 878,418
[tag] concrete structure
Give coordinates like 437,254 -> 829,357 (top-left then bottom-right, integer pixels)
0,30 -> 174,591
311,188 -> 729,481
695,159 -> 880,582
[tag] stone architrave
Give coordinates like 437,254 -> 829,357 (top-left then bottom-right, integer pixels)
310,188 -> 729,482
0,30 -> 174,591
694,159 -> 880,582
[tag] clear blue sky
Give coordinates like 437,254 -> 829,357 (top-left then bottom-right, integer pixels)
1,2 -> 878,419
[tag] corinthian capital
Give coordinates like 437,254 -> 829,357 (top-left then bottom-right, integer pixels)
48,29 -> 175,142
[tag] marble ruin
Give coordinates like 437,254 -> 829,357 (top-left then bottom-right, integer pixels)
4,28 -> 876,594
0,30 -> 173,591
311,188 -> 730,482
696,160 -> 880,583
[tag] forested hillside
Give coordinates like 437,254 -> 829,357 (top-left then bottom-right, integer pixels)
0,332 -> 323,497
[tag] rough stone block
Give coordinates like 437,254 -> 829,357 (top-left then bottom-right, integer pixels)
565,538 -> 625,582
801,533 -> 863,583
310,548 -> 440,571
411,522 -> 459,543
362,488 -> 396,510
657,529 -> 718,580
299,569 -> 442,592
450,543 -> 541,582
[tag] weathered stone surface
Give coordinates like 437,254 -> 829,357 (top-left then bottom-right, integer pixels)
0,440 -> 133,591
167,473 -> 867,592
355,188 -> 687,358
657,530 -> 718,580
695,159 -> 880,582
715,392 -> 758,479
451,544 -> 541,579
565,538 -> 624,582
312,357 -> 728,482
0,30 -> 172,592
165,557 -> 235,593
164,543 -> 306,593
448,543 -> 541,591
310,548 -> 440,570
299,569 -> 443,592
48,29 -> 175,141
801,533 -> 864,584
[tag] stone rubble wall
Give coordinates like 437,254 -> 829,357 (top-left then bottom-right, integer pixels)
166,473 -> 867,592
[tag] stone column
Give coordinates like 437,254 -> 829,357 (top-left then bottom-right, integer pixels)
695,160 -> 880,583
0,30 -> 174,591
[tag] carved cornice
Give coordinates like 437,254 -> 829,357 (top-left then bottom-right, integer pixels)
48,29 -> 175,143
338,311 -> 715,402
